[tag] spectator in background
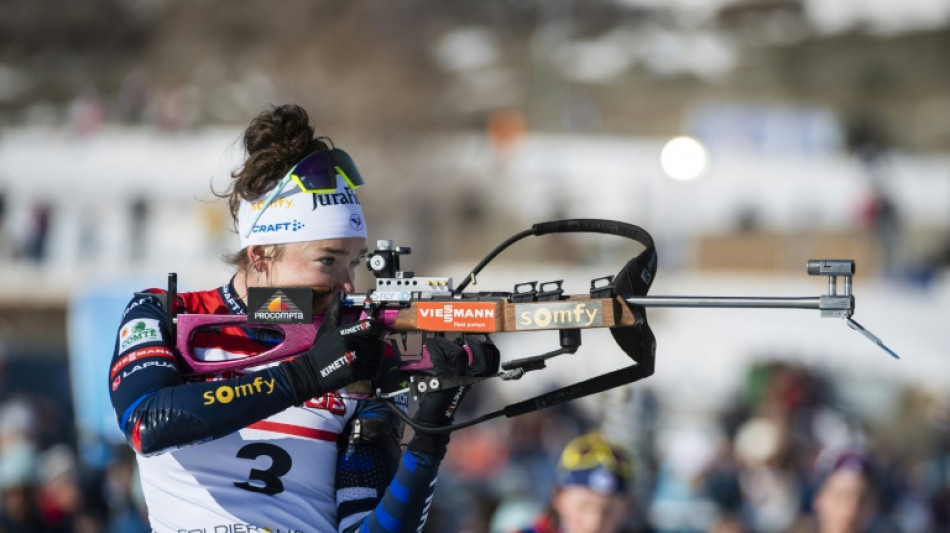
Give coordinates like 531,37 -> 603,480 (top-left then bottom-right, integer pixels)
0,400 -> 37,453
128,198 -> 149,262
0,189 -> 8,258
698,440 -> 746,533
117,68 -> 150,124
36,444 -> 83,532
68,87 -> 105,136
101,447 -> 148,533
847,115 -> 902,274
513,432 -> 637,533
20,203 -> 51,263
809,445 -> 889,533
733,416 -> 801,533
0,441 -> 48,533
153,85 -> 192,131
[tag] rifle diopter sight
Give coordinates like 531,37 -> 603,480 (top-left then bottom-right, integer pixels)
365,240 -> 453,303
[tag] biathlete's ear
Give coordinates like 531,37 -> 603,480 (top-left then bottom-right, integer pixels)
245,245 -> 262,265
465,336 -> 500,377
245,245 -> 274,273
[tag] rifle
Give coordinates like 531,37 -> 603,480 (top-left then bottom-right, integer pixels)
171,219 -> 898,433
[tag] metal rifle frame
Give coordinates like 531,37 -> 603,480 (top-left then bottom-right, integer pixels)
621,259 -> 898,359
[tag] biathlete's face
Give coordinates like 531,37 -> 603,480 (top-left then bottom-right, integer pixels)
256,237 -> 367,297
552,486 -> 630,533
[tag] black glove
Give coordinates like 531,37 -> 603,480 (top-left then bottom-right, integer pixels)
280,318 -> 386,405
408,335 -> 499,459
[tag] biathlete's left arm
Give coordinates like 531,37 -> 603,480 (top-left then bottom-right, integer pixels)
335,337 -> 499,533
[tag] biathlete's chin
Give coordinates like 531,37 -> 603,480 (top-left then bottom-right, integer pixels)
312,291 -> 335,315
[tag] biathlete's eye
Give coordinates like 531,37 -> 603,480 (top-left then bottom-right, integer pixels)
316,257 -> 337,267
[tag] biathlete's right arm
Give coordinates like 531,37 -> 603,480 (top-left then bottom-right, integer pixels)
109,293 -> 385,455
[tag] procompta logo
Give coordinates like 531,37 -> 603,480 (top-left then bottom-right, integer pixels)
247,287 -> 313,324
267,296 -> 290,312
254,291 -> 304,322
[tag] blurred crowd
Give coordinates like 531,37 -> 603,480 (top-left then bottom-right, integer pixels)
0,399 -> 147,533
1,359 -> 949,533
429,360 -> 950,533
45,67 -> 199,136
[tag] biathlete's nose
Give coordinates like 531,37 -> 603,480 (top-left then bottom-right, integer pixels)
340,276 -> 355,294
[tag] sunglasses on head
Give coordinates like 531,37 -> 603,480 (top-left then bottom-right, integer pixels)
244,148 -> 364,238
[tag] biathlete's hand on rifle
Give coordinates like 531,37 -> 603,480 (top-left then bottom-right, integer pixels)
408,335 -> 500,459
279,293 -> 386,404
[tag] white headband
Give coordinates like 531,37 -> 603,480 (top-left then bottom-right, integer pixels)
237,174 -> 367,248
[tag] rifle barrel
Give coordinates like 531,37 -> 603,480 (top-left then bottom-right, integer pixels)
623,296 -> 820,309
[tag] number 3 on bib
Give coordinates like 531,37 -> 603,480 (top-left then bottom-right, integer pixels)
233,442 -> 292,495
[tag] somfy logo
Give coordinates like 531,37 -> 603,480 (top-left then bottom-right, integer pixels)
515,302 -> 604,330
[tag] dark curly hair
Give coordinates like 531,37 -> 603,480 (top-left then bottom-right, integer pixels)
227,104 -> 331,221
220,104 -> 332,268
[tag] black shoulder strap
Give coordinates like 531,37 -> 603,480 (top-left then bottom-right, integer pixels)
501,219 -> 657,418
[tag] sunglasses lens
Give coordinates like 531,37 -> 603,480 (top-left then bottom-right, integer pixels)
329,148 -> 365,187
293,152 -> 337,191
293,149 -> 364,192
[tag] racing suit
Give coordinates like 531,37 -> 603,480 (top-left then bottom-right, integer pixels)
109,278 -> 440,533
